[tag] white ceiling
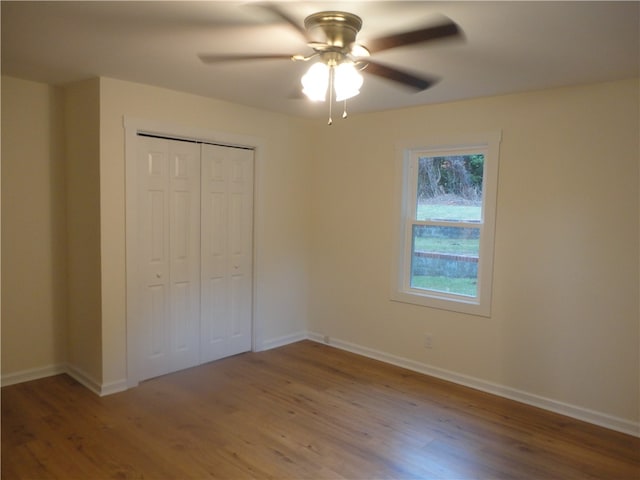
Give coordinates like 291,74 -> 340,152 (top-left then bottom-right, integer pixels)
2,1 -> 638,118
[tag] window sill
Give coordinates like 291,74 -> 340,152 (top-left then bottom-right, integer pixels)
390,289 -> 491,317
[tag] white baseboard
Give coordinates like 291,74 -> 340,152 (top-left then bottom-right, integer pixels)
63,364 -> 102,395
307,332 -> 640,438
3,363 -> 127,397
4,334 -> 638,437
258,331 -> 308,352
100,379 -> 128,396
65,364 -> 128,397
1,364 -> 67,387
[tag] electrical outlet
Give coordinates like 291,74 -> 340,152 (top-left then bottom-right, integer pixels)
424,334 -> 433,349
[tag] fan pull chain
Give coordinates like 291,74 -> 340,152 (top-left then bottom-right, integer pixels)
328,66 -> 334,125
342,100 -> 348,119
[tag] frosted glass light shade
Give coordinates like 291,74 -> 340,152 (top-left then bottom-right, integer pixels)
301,62 -> 329,102
334,62 -> 363,102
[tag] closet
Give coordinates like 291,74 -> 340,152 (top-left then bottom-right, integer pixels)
133,134 -> 254,382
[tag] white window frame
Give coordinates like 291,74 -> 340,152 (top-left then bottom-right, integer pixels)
391,131 -> 501,317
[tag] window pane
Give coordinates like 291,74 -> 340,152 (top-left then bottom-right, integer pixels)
416,154 -> 484,222
410,225 -> 480,297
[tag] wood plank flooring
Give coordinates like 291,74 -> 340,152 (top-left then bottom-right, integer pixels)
2,340 -> 639,479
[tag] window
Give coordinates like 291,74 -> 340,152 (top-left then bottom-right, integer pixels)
392,132 -> 501,316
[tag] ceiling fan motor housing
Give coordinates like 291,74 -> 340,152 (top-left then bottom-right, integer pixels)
304,11 -> 363,51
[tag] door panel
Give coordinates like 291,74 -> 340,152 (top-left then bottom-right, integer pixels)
137,136 -> 201,380
138,139 -> 170,380
168,140 -> 201,373
149,284 -> 166,357
201,144 -> 254,363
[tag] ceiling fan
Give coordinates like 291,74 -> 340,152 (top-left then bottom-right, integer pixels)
199,5 -> 463,124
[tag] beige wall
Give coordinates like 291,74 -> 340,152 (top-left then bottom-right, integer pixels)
98,77 -> 312,385
1,76 -> 67,374
2,74 -> 637,428
64,78 -> 103,383
308,78 -> 639,424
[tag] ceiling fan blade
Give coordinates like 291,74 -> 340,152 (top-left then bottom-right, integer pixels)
365,19 -> 461,54
363,61 -> 438,91
198,53 -> 294,64
259,3 -> 312,43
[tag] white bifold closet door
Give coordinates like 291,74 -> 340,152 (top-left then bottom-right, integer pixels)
136,136 -> 253,382
200,143 -> 254,364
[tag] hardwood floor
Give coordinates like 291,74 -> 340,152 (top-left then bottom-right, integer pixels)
2,340 -> 639,479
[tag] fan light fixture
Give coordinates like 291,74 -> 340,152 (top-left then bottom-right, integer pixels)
298,11 -> 368,125
301,59 -> 363,123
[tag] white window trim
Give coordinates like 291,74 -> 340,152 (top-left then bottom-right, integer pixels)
391,131 -> 502,317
